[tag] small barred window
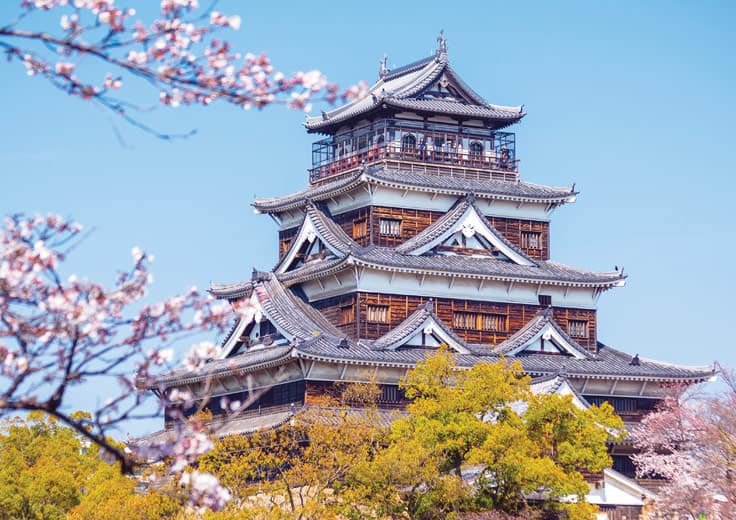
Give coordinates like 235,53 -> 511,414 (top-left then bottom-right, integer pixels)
479,313 -> 506,332
379,218 -> 401,237
453,312 -> 507,332
521,231 -> 542,250
367,305 -> 390,323
453,311 -> 476,330
568,319 -> 588,338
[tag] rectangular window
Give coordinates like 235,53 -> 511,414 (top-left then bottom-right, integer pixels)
366,305 -> 390,323
479,313 -> 506,332
538,294 -> 552,306
568,319 -> 589,338
521,231 -> 542,249
339,304 -> 355,325
379,218 -> 402,237
352,218 -> 368,239
453,311 -> 476,330
453,311 -> 507,332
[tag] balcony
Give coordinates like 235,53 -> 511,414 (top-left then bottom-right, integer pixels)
309,119 -> 519,185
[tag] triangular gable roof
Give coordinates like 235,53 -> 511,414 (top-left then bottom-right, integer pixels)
274,202 -> 357,274
220,274 -> 345,358
369,301 -> 471,354
305,50 -> 523,132
585,468 -> 657,507
493,308 -> 594,359
530,373 -> 591,409
395,194 -> 536,266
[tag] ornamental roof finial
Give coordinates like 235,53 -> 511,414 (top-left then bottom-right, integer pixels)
379,53 -> 388,79
436,30 -> 447,56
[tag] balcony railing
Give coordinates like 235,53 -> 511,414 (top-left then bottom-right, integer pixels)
309,145 -> 519,184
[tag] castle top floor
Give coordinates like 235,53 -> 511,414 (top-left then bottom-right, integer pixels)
304,34 -> 525,185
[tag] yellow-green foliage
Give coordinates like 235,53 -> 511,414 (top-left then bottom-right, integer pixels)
0,350 -> 624,519
0,412 -> 179,520
357,347 -> 625,519
198,348 -> 624,519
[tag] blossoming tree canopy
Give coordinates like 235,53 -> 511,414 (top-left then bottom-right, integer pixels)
0,213 -> 248,510
0,0 -> 368,137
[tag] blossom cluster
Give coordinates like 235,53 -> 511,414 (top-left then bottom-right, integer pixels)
3,0 -> 368,137
0,213 -> 240,510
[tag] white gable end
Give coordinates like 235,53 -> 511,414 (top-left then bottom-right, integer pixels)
506,322 -> 588,359
410,205 -> 534,266
276,216 -> 345,274
392,316 -> 470,354
220,293 -> 293,358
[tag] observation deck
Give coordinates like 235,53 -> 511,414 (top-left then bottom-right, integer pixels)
309,119 -> 518,185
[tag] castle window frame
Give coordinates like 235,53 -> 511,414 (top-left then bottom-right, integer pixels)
366,304 -> 390,324
538,294 -> 552,306
379,218 -> 402,237
469,141 -> 484,157
453,311 -> 507,332
401,134 -> 416,151
521,230 -> 542,250
568,319 -> 589,338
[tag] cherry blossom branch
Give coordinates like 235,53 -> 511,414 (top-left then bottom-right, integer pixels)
0,212 -> 258,511
1,0 -> 368,139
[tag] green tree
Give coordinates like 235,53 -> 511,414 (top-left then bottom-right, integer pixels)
198,390 -> 390,519
0,412 -> 180,520
356,347 -> 625,519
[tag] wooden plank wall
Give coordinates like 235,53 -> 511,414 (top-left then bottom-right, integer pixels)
487,216 -> 550,260
277,206 -> 551,261
310,294 -> 357,337
369,207 -> 443,247
277,206 -> 552,260
315,292 -> 597,350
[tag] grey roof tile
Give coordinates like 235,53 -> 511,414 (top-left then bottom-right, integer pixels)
351,248 -> 624,287
304,52 -> 523,132
170,282 -> 716,386
383,97 -> 524,120
252,166 -> 575,214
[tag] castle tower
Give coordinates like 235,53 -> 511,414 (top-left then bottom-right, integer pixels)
151,37 -> 714,510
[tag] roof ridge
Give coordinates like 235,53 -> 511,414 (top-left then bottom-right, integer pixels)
381,54 -> 436,81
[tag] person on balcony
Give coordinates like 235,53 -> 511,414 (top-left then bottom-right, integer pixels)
499,145 -> 510,170
418,137 -> 427,160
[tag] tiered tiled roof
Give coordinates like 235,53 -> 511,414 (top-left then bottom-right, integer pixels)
216,200 -> 624,298
304,50 -> 523,133
161,279 -> 715,387
253,165 -> 576,214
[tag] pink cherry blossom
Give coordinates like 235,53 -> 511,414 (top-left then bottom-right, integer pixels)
2,0 -> 366,138
0,213 -> 243,510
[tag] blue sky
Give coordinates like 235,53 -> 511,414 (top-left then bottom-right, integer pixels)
1,1 -> 734,435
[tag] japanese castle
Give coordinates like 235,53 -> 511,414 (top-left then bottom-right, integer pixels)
153,35 -> 714,516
